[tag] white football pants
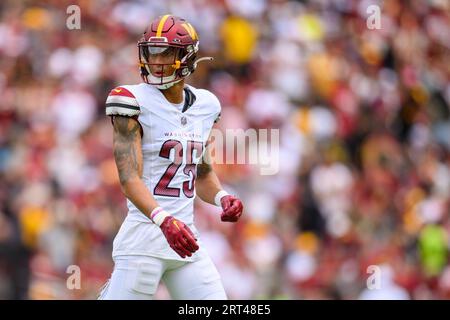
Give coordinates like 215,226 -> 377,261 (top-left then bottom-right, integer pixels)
98,252 -> 227,300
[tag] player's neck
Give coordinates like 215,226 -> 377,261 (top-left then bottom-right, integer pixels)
159,80 -> 185,105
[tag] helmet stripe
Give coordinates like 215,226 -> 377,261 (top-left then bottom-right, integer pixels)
188,22 -> 198,40
187,23 -> 198,40
156,14 -> 171,37
182,23 -> 198,40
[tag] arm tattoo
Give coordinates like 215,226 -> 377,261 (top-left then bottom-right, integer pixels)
197,162 -> 212,179
113,116 -> 143,185
197,142 -> 213,179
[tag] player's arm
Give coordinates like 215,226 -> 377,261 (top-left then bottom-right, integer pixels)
112,115 -> 156,217
195,144 -> 222,205
195,143 -> 244,222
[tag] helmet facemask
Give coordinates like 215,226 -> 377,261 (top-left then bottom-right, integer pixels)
138,42 -> 197,90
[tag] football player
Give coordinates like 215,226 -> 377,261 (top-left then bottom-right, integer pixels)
98,15 -> 244,300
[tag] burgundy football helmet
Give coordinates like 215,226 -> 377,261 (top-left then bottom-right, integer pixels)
138,15 -> 212,89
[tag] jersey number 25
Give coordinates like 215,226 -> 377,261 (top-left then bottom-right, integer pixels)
154,140 -> 203,198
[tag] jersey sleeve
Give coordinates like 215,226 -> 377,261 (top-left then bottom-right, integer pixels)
105,86 -> 140,117
214,111 -> 221,124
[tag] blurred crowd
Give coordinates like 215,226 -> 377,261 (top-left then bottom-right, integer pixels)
0,0 -> 450,299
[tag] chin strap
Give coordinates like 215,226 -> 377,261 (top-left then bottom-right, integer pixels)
154,78 -> 182,90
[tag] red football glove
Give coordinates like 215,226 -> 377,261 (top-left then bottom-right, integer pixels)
220,195 -> 244,222
160,216 -> 199,258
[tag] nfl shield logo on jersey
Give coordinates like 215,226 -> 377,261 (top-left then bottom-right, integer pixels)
181,116 -> 187,126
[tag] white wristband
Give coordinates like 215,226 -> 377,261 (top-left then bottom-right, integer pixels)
214,190 -> 229,207
150,206 -> 170,227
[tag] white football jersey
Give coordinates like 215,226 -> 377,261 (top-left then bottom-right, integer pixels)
105,83 -> 221,261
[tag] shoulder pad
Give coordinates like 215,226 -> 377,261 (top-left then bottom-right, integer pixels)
105,87 -> 140,117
